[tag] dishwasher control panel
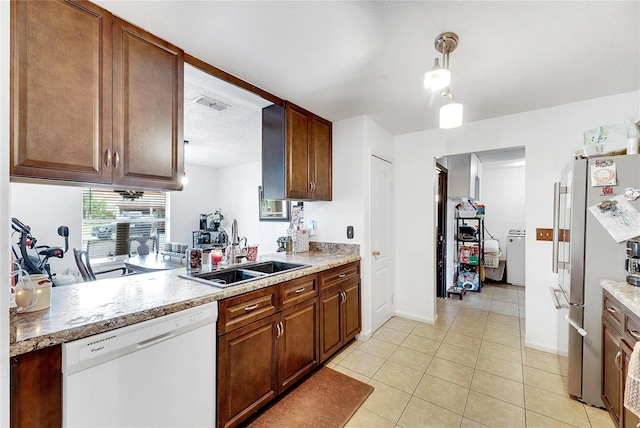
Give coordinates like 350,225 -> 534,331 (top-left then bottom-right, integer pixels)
63,302 -> 218,374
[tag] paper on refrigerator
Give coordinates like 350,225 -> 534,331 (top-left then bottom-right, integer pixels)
588,194 -> 640,242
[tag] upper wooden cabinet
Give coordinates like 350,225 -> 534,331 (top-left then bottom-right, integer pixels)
112,17 -> 184,190
10,0 -> 113,184
262,102 -> 332,201
10,0 -> 184,191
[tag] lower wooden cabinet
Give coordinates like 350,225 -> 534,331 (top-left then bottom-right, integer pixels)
217,264 -> 360,428
319,262 -> 362,363
602,316 -> 622,426
343,280 -> 362,341
218,314 -> 280,428
319,287 -> 343,360
217,276 -> 322,428
10,345 -> 62,428
602,290 -> 640,428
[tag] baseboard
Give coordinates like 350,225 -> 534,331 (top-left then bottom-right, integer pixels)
356,329 -> 372,342
394,310 -> 437,325
524,339 -> 568,357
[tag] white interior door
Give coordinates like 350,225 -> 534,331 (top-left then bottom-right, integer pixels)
371,155 -> 394,332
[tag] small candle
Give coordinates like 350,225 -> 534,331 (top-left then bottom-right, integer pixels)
211,251 -> 223,265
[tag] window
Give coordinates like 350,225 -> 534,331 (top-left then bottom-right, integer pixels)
82,188 -> 167,260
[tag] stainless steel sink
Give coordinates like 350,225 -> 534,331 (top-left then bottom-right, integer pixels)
179,260 -> 310,288
241,261 -> 309,274
192,268 -> 266,287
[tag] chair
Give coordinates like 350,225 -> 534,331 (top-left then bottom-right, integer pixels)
127,237 -> 158,257
73,248 -> 126,282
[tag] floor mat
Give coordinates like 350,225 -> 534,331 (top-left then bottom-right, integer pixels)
246,366 -> 374,428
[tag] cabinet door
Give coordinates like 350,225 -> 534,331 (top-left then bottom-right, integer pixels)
112,18 -> 184,190
623,340 -> 640,428
343,280 -> 362,342
11,345 -> 62,428
309,115 -> 332,201
10,0 -> 112,183
319,289 -> 343,363
218,315 -> 279,428
278,298 -> 319,392
285,103 -> 311,199
602,317 -> 622,426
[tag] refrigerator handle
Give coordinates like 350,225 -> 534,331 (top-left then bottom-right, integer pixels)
550,287 -> 568,310
552,182 -> 567,273
565,314 -> 587,336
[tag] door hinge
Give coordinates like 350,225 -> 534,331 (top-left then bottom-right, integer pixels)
391,294 -> 394,304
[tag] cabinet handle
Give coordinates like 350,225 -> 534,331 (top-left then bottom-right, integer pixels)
605,306 -> 618,314
310,182 -> 316,192
629,330 -> 640,341
294,287 -> 306,294
244,303 -> 260,311
104,149 -> 112,167
338,273 -> 347,278
615,350 -> 623,370
279,321 -> 284,337
340,291 -> 346,304
114,151 -> 120,169
276,322 -> 282,338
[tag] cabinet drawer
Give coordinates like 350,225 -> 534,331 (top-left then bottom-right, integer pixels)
625,312 -> 640,346
603,293 -> 624,333
319,262 -> 360,293
218,286 -> 278,335
279,275 -> 318,309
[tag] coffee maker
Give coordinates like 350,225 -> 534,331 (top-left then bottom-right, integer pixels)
625,239 -> 640,286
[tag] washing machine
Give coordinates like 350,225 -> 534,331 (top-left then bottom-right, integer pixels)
506,229 -> 526,286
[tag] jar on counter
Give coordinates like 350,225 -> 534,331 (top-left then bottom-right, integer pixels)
186,248 -> 203,272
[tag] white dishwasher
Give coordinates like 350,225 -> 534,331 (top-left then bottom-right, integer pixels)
62,302 -> 218,428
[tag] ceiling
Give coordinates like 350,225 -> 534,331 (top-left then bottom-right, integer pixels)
96,1 -> 640,167
184,65 -> 272,168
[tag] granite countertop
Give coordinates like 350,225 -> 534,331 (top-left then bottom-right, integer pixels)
11,250 -> 360,357
601,279 -> 640,319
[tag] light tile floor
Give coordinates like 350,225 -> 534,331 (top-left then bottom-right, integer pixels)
327,283 -> 615,428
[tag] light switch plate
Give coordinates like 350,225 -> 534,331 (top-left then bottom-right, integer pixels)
347,226 -> 354,239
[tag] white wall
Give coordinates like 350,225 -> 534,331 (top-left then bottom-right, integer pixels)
395,91 -> 640,355
305,115 -> 394,338
169,161 -> 298,256
168,163 -> 219,246
480,162 -> 526,260
10,184 -> 83,276
214,161 -> 290,255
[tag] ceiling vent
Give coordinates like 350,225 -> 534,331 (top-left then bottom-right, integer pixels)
195,96 -> 231,111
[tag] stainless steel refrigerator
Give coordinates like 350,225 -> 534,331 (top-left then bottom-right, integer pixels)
552,154 -> 640,407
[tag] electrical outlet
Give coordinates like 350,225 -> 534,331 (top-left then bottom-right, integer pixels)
536,228 -> 553,241
347,226 -> 354,239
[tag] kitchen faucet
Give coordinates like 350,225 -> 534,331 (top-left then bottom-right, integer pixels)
228,219 -> 247,264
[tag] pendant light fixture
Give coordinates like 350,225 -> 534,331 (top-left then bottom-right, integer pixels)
424,32 -> 463,129
439,90 -> 463,129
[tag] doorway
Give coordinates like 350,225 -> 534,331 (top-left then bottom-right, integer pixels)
370,154 -> 394,332
436,163 -> 448,298
437,147 -> 526,293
